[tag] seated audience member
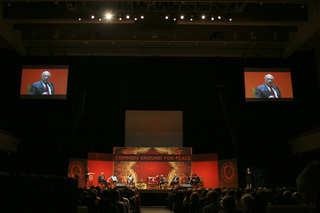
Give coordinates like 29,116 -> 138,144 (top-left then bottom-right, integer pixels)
203,190 -> 223,213
235,188 -> 247,212
198,189 -> 210,213
110,189 -> 126,213
219,196 -> 243,213
291,191 -> 303,205
241,194 -> 254,213
189,192 -> 200,213
296,160 -> 320,213
252,193 -> 267,213
170,174 -> 179,188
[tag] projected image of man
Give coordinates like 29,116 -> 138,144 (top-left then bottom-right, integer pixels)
29,71 -> 55,95
255,74 -> 281,98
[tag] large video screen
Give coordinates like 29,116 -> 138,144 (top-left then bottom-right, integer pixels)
20,65 -> 69,99
244,68 -> 293,102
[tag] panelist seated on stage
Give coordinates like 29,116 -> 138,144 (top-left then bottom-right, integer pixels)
127,174 -> 135,186
108,173 -> 119,183
188,174 -> 195,185
193,174 -> 201,188
170,174 -> 180,187
160,175 -> 167,184
98,172 -> 107,186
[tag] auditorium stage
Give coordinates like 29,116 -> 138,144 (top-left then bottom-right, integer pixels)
139,189 -> 171,206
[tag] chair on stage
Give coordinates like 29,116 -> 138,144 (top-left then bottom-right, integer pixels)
147,177 -> 160,189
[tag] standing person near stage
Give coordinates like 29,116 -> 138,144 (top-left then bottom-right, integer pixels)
170,174 -> 180,188
127,174 -> 135,187
246,168 -> 253,188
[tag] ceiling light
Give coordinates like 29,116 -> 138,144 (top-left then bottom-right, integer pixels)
211,16 -> 214,21
91,15 -> 95,19
78,18 -> 82,21
201,15 -> 206,20
180,15 -> 184,20
228,17 -> 233,22
173,18 -> 177,21
141,15 -> 144,19
217,15 -> 222,20
106,13 -> 112,20
126,15 -> 130,19
165,15 -> 169,20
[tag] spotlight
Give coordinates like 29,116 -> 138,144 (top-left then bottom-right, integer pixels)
119,17 -> 122,21
165,15 -> 169,20
180,15 -> 184,20
78,17 -> 82,21
190,18 -> 193,21
228,17 -> 233,22
141,15 -> 144,19
201,15 -> 206,20
91,15 -> 95,19
99,18 -> 102,21
126,15 -> 130,19
211,16 -> 214,21
173,17 -> 177,21
217,15 -> 222,20
106,13 -> 112,20
134,17 -> 138,21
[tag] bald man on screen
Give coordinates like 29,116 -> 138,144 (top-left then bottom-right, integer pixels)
255,74 -> 281,98
29,71 -> 55,95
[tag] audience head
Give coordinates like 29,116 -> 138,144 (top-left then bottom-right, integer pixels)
241,194 -> 254,210
222,196 -> 236,211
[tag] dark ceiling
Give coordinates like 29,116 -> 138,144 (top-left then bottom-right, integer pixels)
1,0 -> 320,58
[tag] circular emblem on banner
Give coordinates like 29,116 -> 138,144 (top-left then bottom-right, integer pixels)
89,174 -> 94,181
68,161 -> 85,179
221,162 -> 237,183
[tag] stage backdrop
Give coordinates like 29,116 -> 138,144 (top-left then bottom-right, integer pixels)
113,147 -> 192,185
193,154 -> 219,188
218,158 -> 238,188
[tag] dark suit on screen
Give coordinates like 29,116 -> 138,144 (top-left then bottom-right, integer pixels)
255,84 -> 281,99
29,80 -> 55,95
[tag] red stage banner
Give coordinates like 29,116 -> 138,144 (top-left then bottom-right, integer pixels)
113,147 -> 192,186
218,159 -> 238,188
68,158 -> 87,188
113,154 -> 191,161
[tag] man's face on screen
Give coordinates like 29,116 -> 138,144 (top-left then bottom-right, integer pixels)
264,74 -> 274,87
41,71 -> 51,84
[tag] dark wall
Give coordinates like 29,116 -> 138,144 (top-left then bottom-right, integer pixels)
0,52 -> 319,187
